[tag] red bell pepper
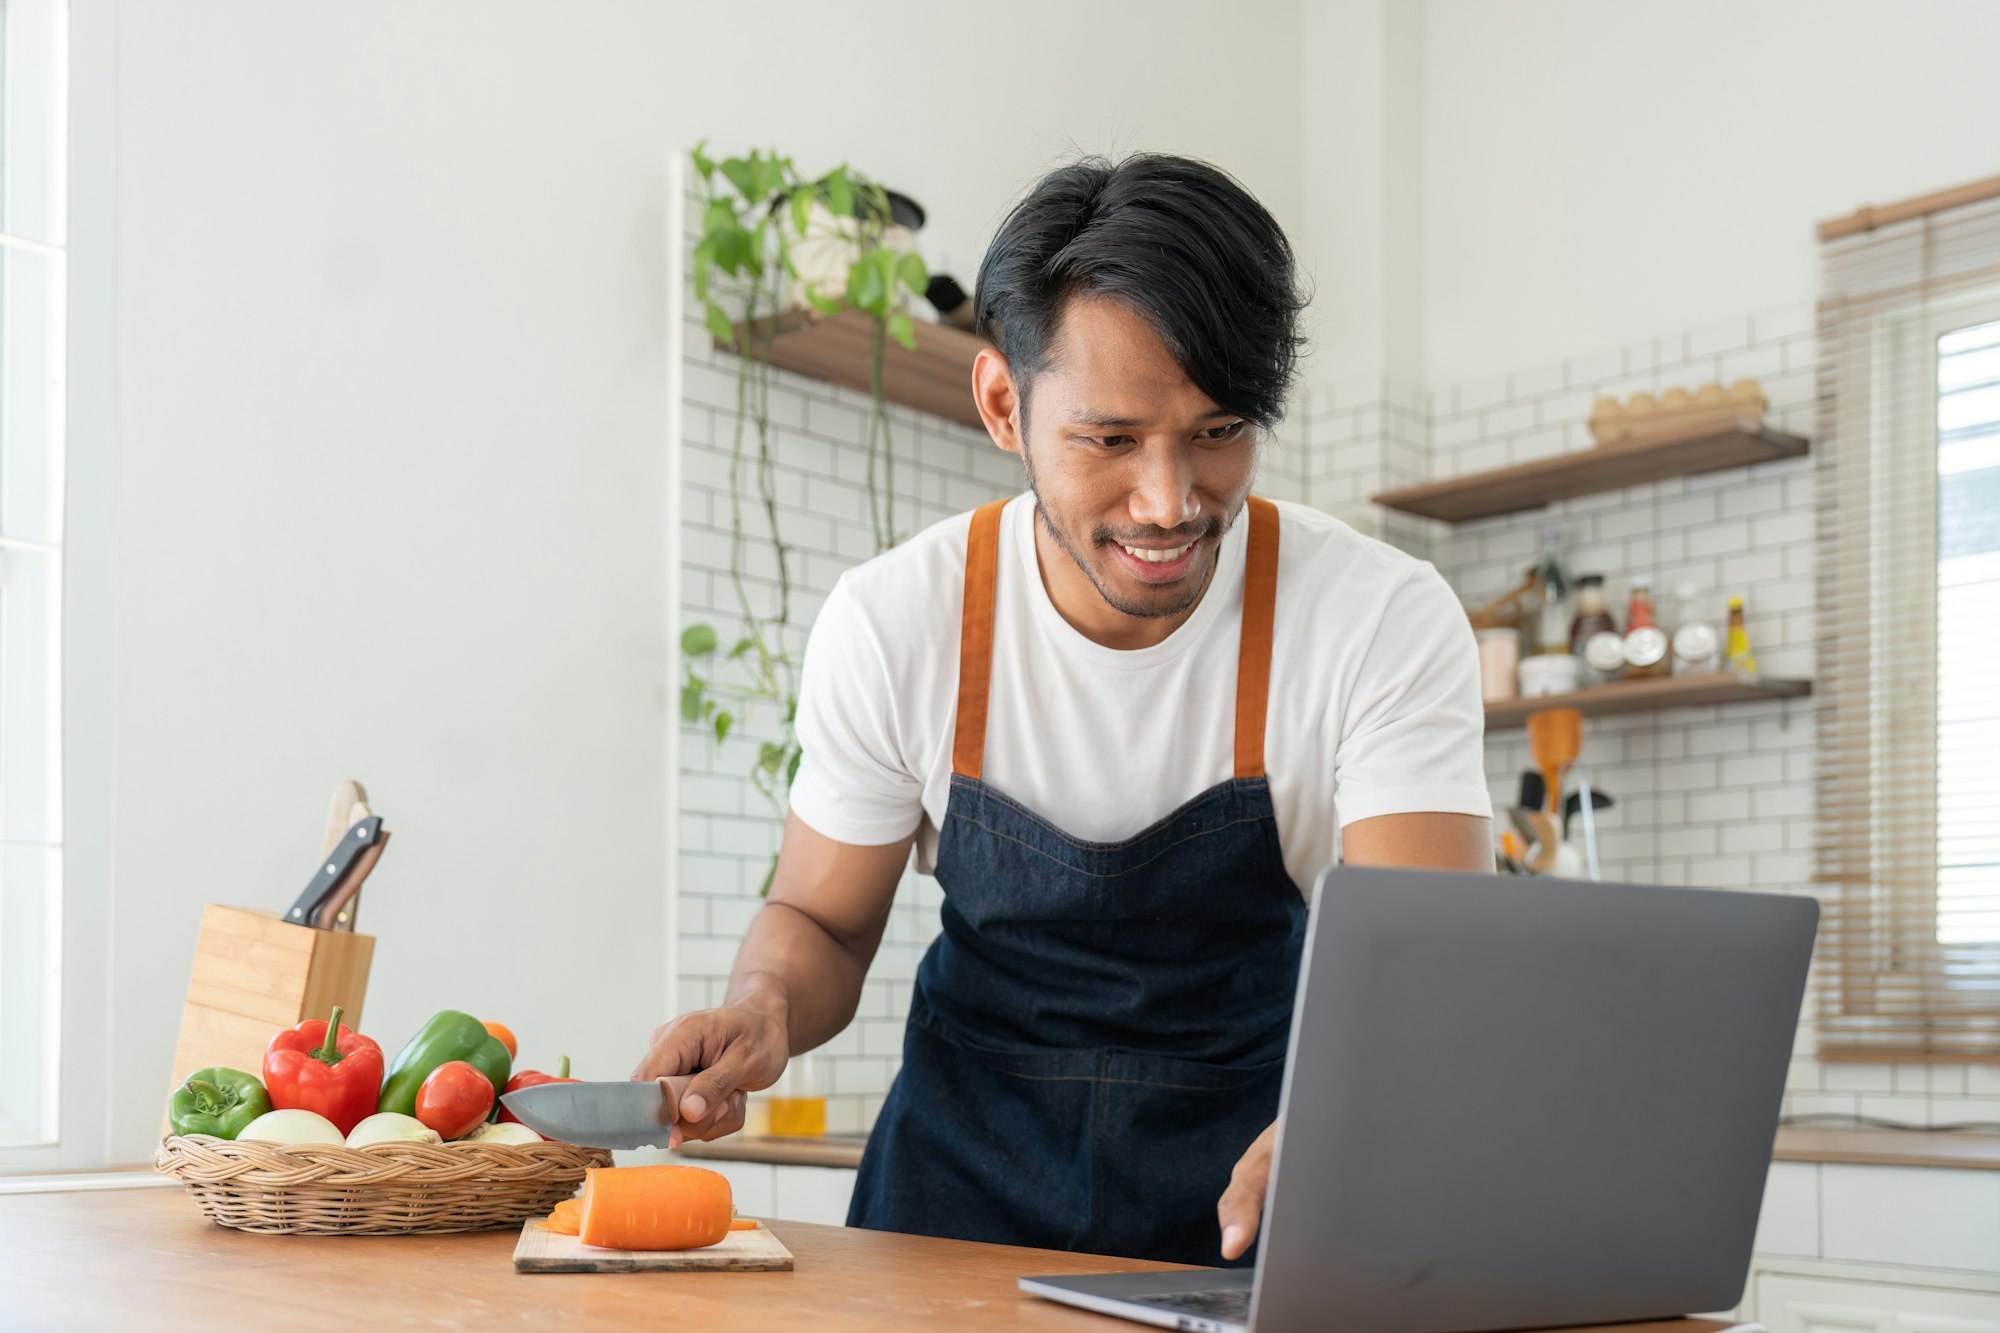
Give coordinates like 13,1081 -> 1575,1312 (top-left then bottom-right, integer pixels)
497,1056 -> 577,1124
263,1004 -> 385,1136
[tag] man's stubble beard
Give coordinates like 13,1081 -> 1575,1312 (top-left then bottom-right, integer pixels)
1020,444 -> 1236,622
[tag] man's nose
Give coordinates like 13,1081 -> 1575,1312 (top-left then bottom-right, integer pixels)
1128,446 -> 1199,531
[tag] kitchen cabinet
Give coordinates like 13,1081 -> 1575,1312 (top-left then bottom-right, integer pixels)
1749,1265 -> 2000,1333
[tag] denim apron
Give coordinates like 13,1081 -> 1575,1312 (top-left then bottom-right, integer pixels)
847,496 -> 1306,1265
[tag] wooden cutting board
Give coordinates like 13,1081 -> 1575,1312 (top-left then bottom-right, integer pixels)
512,1220 -> 795,1273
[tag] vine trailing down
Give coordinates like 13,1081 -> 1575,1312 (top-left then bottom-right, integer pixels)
680,141 -> 930,892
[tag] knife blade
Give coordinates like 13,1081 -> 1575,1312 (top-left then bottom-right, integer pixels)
283,815 -> 384,927
500,1079 -> 693,1150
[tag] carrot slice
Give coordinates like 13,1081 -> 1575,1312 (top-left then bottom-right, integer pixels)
544,1198 -> 582,1235
577,1165 -> 732,1251
728,1217 -> 759,1231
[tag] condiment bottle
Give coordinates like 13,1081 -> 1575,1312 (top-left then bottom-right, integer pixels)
1621,576 -> 1670,678
1725,596 -> 1759,674
1567,574 -> 1616,657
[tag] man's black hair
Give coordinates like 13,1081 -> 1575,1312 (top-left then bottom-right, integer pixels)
973,152 -> 1310,435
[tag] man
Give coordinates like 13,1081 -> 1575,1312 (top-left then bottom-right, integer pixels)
633,153 -> 1491,1266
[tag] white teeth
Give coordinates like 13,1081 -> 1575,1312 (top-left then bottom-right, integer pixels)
1121,543 -> 1191,564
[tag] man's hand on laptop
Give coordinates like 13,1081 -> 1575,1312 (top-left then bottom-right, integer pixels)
1216,1121 -> 1275,1261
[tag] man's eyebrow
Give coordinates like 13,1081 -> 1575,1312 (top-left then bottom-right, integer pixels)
1068,407 -> 1239,428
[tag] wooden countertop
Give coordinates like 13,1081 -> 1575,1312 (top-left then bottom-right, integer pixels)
679,1124 -> 2000,1173
6,1185 -> 1745,1333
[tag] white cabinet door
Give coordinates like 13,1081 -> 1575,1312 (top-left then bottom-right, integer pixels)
772,1165 -> 857,1226
1758,1273 -> 2000,1333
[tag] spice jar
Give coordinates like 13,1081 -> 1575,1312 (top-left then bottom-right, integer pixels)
1621,576 -> 1670,678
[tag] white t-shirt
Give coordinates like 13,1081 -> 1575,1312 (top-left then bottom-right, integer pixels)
788,494 -> 1491,894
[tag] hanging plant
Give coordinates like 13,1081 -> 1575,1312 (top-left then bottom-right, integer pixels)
679,141 -> 929,892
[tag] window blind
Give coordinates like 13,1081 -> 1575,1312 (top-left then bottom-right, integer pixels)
1814,189 -> 2000,1062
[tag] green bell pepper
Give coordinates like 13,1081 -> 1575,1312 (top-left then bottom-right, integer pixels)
168,1067 -> 272,1139
377,1010 -> 512,1116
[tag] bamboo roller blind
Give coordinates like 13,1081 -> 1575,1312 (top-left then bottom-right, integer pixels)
1814,188 -> 2000,1061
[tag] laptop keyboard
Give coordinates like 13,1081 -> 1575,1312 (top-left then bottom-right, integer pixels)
1141,1288 -> 1253,1321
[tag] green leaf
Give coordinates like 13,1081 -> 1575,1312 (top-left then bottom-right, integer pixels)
789,188 -> 810,236
720,156 -> 755,198
826,170 -> 853,218
887,312 -> 915,351
752,153 -> 782,201
679,680 -> 705,723
756,741 -> 785,776
706,301 -> 736,349
727,637 -> 755,659
785,747 -> 802,789
848,258 -> 885,313
690,140 -> 714,182
713,711 -> 734,744
703,198 -> 736,236
805,291 -> 844,318
692,251 -> 710,303
681,624 -> 719,656
897,251 -> 929,293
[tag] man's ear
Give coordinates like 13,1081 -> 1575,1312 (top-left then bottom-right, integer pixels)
971,346 -> 1024,457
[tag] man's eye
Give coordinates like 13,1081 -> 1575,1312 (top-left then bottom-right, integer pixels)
1085,435 -> 1136,448
1200,421 -> 1247,441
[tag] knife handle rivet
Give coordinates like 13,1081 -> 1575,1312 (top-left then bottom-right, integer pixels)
355,828 -> 370,841
324,862 -> 337,874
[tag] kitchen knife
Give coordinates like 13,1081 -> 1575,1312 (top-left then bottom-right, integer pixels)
313,829 -> 388,930
501,1078 -> 696,1150
283,815 -> 384,927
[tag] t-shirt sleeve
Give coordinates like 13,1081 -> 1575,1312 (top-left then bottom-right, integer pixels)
786,574 -> 927,846
1332,564 -> 1494,828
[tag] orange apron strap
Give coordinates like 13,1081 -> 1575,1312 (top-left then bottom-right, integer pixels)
951,499 -> 1010,780
1233,496 -> 1280,780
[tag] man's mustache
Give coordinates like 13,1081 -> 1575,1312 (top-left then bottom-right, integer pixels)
1090,516 -> 1223,547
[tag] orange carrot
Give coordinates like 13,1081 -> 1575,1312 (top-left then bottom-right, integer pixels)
544,1198 -> 582,1235
577,1165 -> 732,1251
728,1218 -> 759,1231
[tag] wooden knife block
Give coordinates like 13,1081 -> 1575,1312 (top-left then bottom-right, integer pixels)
163,905 -> 375,1133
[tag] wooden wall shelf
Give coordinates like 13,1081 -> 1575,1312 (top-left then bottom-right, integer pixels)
1373,422 -> 1809,523
721,308 -> 989,431
1485,672 -> 1812,730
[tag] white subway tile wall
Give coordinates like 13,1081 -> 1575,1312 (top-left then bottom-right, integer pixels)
1425,303 -> 1991,1129
676,204 -> 1982,1135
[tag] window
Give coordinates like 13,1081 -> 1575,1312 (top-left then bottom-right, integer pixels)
1815,189 -> 2000,1061
0,0 -> 66,1152
1936,318 -> 2000,948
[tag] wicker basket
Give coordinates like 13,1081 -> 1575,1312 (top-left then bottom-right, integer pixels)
155,1134 -> 613,1235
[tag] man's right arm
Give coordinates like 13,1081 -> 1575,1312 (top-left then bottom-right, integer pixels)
629,812 -> 914,1144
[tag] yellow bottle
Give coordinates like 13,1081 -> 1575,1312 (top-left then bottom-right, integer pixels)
1725,596 -> 1758,674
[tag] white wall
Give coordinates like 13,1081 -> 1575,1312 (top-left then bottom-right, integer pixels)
1419,0 -> 2000,384
81,0 -> 1310,1164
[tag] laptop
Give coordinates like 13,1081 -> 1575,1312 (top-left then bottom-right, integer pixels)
1020,865 -> 1817,1333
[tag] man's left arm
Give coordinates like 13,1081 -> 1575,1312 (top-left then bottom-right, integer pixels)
1218,566 -> 1495,1262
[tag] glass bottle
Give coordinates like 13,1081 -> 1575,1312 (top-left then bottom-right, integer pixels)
1622,576 -> 1671,678
1567,574 -> 1616,657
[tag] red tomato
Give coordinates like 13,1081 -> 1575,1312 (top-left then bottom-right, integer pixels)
415,1060 -> 496,1139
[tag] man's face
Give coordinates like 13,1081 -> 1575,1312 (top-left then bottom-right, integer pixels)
1006,296 -> 1259,621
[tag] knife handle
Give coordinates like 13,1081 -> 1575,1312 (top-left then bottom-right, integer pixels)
286,815 -> 383,927
314,829 -> 388,930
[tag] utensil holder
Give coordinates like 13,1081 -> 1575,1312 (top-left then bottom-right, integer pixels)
164,904 -> 375,1131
